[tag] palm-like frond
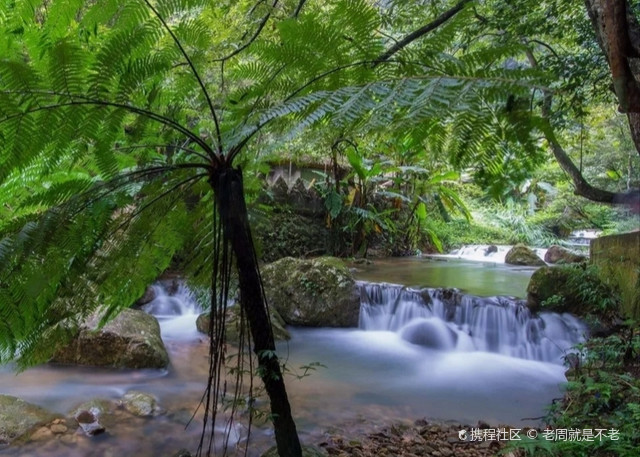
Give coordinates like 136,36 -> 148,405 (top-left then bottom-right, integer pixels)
0,1 -> 556,456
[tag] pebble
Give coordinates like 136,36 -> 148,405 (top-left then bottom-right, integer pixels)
30,427 -> 53,441
59,434 -> 77,445
321,420 -> 517,457
50,424 -> 68,434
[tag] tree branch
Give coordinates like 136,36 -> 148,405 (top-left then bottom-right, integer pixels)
212,0 -> 279,63
373,0 -> 473,67
0,91 -> 215,159
293,0 -> 307,18
142,0 -> 224,157
526,48 -> 628,203
539,118 -> 623,203
112,173 -> 207,234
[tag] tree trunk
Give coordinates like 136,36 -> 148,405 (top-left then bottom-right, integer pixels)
585,0 -> 640,154
211,166 -> 302,457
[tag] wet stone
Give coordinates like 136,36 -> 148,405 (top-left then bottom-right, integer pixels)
29,426 -> 53,441
50,424 -> 68,434
59,434 -> 78,445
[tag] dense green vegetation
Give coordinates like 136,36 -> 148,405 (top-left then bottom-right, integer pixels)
0,1 -> 638,456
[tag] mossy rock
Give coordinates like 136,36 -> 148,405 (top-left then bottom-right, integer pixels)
51,309 -> 169,369
261,257 -> 360,327
196,307 -> 291,341
526,266 -> 576,313
505,244 -> 546,266
0,395 -> 57,445
527,265 -> 619,319
261,444 -> 327,457
120,391 -> 162,417
68,398 -> 114,419
253,210 -> 328,263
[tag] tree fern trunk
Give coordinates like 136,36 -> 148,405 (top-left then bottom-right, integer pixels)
211,166 -> 302,457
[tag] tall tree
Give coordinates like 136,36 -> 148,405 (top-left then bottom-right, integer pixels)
585,0 -> 640,153
468,0 -> 639,204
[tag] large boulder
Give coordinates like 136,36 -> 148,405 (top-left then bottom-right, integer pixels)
526,266 -> 575,313
195,307 -> 291,341
526,265 -> 619,320
505,244 -> 546,266
400,319 -> 458,350
261,257 -> 360,327
544,245 -> 587,264
51,309 -> 169,369
0,395 -> 57,445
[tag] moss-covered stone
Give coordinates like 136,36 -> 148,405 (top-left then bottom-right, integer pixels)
120,391 -> 162,417
526,266 -> 575,313
195,307 -> 291,341
261,257 -> 360,327
261,444 -> 327,457
526,265 -> 619,320
51,309 -> 169,369
254,210 -> 329,263
505,244 -> 546,266
0,395 -> 57,445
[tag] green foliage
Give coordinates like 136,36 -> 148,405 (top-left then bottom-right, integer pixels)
531,264 -> 620,319
421,218 -> 514,252
507,327 -> 640,457
475,201 -> 558,247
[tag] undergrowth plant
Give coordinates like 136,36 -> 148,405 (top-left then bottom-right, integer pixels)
505,328 -> 640,457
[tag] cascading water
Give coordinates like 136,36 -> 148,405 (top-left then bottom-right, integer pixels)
358,281 -> 586,364
438,244 -> 548,263
142,283 -> 203,340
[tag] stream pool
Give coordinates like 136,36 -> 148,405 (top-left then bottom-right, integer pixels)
0,256 -> 577,457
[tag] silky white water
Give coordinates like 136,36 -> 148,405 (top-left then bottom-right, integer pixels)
0,265 -> 583,456
358,281 -> 586,364
434,244 -> 548,263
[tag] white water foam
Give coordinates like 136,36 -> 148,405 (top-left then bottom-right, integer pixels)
434,244 -> 548,264
358,281 -> 586,364
142,283 -> 204,341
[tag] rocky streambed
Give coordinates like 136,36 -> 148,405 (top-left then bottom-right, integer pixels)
1,256 -> 582,457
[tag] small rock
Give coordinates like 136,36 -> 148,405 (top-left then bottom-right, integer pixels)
120,391 -> 161,417
30,426 -> 53,441
74,408 -> 105,436
50,424 -> 67,434
485,245 -> 498,256
59,434 -> 78,445
75,410 -> 95,424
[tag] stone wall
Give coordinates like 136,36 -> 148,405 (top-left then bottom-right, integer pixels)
590,231 -> 640,317
591,231 -> 640,265
254,176 -> 330,262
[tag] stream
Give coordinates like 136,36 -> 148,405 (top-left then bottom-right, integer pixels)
0,253 -> 586,457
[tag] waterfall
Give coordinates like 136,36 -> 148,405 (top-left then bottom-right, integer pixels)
437,244 -> 547,263
142,283 -> 203,340
358,281 -> 586,364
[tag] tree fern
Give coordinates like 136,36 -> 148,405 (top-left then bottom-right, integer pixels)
0,1 -> 555,456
